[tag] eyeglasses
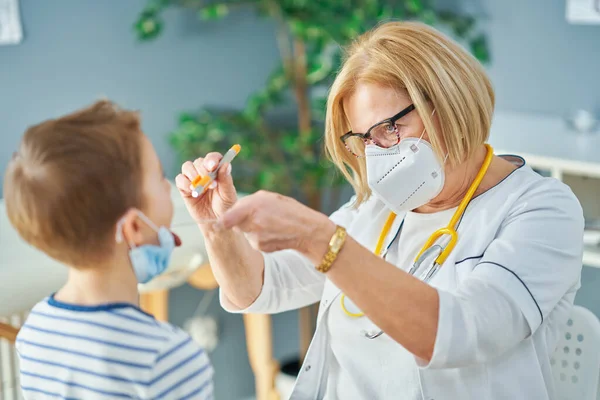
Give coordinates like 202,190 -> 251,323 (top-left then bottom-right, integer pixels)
340,104 -> 416,158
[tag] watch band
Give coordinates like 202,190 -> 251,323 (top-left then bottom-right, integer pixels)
315,225 -> 347,273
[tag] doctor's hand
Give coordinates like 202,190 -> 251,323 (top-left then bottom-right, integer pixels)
216,190 -> 336,255
175,153 -> 237,223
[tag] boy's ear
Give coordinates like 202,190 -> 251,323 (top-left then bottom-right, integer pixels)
119,209 -> 145,248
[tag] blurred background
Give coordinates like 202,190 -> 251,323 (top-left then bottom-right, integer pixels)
0,0 -> 599,399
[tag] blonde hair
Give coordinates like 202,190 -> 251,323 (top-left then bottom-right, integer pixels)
3,100 -> 145,267
325,21 -> 495,205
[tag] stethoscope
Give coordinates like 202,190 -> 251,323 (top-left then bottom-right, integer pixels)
340,144 -> 494,339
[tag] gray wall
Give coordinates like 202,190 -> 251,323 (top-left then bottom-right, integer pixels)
480,0 -> 599,115
0,0 -> 281,192
0,0 -> 599,399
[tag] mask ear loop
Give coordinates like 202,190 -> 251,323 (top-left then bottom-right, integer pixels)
415,108 -> 435,147
115,210 -> 160,248
135,210 -> 160,233
416,108 -> 447,175
115,217 -> 136,249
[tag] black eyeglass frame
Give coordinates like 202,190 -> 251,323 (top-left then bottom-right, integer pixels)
339,104 -> 416,156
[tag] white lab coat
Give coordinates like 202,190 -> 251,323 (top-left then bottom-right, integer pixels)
222,162 -> 584,400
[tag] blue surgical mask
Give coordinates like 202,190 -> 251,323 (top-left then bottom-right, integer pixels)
116,211 -> 175,284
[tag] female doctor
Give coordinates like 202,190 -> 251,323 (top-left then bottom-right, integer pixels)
176,22 -> 584,400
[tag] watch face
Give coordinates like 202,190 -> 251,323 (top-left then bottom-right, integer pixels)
331,239 -> 342,252
330,229 -> 345,252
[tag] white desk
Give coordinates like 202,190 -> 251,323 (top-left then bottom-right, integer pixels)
490,110 -> 600,177
489,110 -> 600,267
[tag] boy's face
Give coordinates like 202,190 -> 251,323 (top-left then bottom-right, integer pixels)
139,135 -> 174,241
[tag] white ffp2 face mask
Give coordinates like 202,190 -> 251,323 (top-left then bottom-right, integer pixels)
366,137 -> 445,213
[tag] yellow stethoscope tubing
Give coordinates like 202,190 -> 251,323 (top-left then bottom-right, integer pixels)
340,144 -> 494,318
415,144 -> 493,265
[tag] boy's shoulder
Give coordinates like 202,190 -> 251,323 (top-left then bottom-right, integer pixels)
16,297 -> 214,399
17,296 -> 190,353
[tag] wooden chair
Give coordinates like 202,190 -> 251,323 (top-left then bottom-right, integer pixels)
0,322 -> 18,344
0,321 -> 20,398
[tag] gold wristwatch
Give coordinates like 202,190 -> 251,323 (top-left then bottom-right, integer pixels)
315,225 -> 347,273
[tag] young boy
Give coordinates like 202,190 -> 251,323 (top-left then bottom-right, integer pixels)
4,101 -> 214,399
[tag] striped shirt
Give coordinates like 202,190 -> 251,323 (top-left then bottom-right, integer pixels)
15,296 -> 213,399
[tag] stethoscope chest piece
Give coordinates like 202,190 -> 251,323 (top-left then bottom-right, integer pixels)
362,329 -> 385,339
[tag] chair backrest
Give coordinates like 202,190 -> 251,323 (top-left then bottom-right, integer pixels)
0,315 -> 25,400
0,323 -> 18,344
551,305 -> 600,400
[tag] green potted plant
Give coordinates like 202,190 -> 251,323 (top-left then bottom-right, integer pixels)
134,0 -> 490,395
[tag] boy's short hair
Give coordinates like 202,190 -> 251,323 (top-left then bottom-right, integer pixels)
4,100 -> 145,267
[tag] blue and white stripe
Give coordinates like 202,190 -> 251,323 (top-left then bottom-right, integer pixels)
16,298 -> 213,399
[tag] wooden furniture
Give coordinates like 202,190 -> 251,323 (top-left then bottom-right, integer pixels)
0,313 -> 27,400
140,263 -> 281,400
0,323 -> 18,344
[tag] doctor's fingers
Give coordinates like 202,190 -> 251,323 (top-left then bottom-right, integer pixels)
218,195 -> 264,230
181,160 -> 200,182
181,152 -> 222,181
196,152 -> 223,175
175,173 -> 192,194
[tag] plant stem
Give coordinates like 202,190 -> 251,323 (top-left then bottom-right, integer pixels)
266,0 -> 294,81
291,35 -> 321,359
292,38 -> 312,139
292,37 -> 321,211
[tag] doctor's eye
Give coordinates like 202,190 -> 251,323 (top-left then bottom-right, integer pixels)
384,123 -> 398,134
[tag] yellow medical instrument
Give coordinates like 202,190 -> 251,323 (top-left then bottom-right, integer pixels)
191,144 -> 241,198
340,144 -> 494,327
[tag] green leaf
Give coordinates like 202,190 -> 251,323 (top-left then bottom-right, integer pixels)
134,14 -> 163,40
363,0 -> 380,17
257,169 -> 277,189
470,35 -> 490,63
243,91 -> 270,122
419,9 -> 437,25
342,24 -> 360,40
377,5 -> 395,20
454,16 -> 475,38
281,132 -> 299,153
305,26 -> 323,39
206,126 -> 225,141
267,73 -> 287,92
306,59 -> 327,83
289,19 -> 307,38
405,0 -> 424,14
180,120 -> 200,135
199,4 -> 229,20
351,9 -> 366,26
178,112 -> 197,125
197,109 -> 213,124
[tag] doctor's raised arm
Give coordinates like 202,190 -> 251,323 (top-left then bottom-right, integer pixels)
176,21 -> 584,400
